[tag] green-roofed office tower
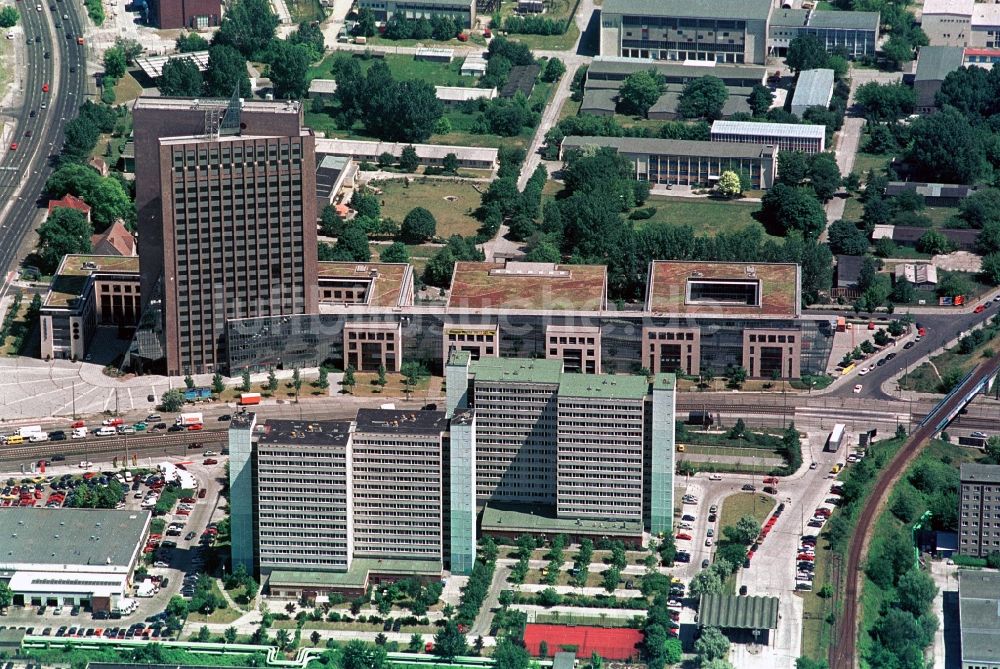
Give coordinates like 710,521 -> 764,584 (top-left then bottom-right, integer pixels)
228,411 -> 257,575
649,374 -> 676,536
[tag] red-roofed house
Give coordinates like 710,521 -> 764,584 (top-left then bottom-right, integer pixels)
91,220 -> 136,257
523,625 -> 644,660
47,194 -> 92,224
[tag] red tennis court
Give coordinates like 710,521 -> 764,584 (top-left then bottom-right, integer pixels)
523,624 -> 644,660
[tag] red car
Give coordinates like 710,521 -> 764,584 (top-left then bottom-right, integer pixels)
975,304 -> 987,314
763,477 -> 778,484
8,142 -> 16,151
918,327 -> 927,336
180,497 -> 196,504
675,533 -> 692,541
797,554 -> 815,562
457,32 -> 468,41
187,424 -> 203,431
176,509 -> 190,516
41,83 -> 48,92
814,508 -> 832,518
203,458 -> 218,465
71,420 -> 85,428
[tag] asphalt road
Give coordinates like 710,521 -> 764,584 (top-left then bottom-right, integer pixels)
0,0 -> 88,277
808,301 -> 1000,400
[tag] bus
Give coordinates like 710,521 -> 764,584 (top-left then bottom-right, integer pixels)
827,423 -> 846,452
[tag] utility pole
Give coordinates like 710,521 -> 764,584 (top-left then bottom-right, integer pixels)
72,382 -> 76,420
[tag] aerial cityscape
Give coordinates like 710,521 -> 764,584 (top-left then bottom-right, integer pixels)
0,0 -> 1000,668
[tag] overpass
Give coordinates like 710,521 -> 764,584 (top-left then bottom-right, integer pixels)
831,355 -> 1000,669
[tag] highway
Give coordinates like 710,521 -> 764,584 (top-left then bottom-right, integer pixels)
0,0 -> 88,280
829,354 -> 1000,669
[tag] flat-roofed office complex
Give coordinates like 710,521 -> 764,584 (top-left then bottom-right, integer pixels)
600,0 -> 772,64
711,120 -> 826,153
769,8 -> 880,58
960,463 -> 1000,557
254,419 -> 355,575
131,95 -> 317,375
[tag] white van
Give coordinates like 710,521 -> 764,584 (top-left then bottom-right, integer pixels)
96,426 -> 116,437
71,427 -> 87,439
28,432 -> 49,442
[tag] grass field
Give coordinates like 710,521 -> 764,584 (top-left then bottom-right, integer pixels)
288,0 -> 326,23
308,53 -> 476,87
502,22 -> 581,51
852,151 -> 893,178
374,179 -> 483,238
898,322 -> 1000,393
719,492 -> 775,530
114,72 -> 143,103
186,581 -> 242,624
634,197 -> 774,238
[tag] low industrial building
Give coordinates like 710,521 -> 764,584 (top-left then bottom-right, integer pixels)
585,58 -> 767,89
39,255 -> 141,361
769,8 -> 880,58
435,85 -> 497,106
560,136 -> 779,189
835,255 -> 863,289
873,225 -> 980,252
415,48 -> 454,62
308,78 -> 338,99
315,155 -> 356,212
711,120 -> 826,153
884,181 -> 975,206
501,64 -> 541,97
958,569 -> 1000,669
314,138 -> 498,170
698,593 -> 780,645
0,508 -> 151,610
894,262 -> 938,288
135,51 -> 210,80
357,0 -> 475,28
913,46 -> 966,112
460,54 -> 488,76
790,69 -> 835,117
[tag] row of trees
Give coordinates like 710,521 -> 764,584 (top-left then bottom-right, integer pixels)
382,13 -> 461,41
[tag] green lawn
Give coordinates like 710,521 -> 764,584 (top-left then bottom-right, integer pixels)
719,492 -> 775,530
500,22 -> 581,51
366,33 -> 487,48
289,0 -> 326,23
114,72 -> 143,103
899,320 -> 1000,393
375,179 -> 483,238
634,196 -> 774,238
308,53 -> 477,87
852,151 -> 893,178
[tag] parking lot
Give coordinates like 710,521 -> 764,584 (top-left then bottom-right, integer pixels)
0,451 -> 229,636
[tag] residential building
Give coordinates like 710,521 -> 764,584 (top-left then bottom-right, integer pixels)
130,95 -> 317,375
914,46 -> 966,112
90,220 -> 137,257
599,0 -> 772,64
153,0 -> 220,29
964,46 -> 1000,66
358,0 -> 476,28
47,193 -> 92,224
315,138 -> 498,170
769,8 -> 880,58
960,463 -> 1000,557
790,68 -> 835,117
226,258 -> 829,381
958,569 -> 1000,669
835,254 -> 863,289
711,120 -> 826,153
921,0 -> 973,46
39,255 -> 141,361
0,508 -> 150,611
560,136 -> 779,189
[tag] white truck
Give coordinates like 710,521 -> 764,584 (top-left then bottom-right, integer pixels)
176,412 -> 203,426
18,425 -> 42,438
28,432 -> 49,443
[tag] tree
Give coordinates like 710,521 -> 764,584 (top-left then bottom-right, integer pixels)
376,242 -> 408,264
724,515 -> 761,545
807,152 -> 842,202
214,0 -> 279,59
0,6 -> 19,27
292,366 -> 303,400
618,69 -> 664,116
961,188 -> 1000,229
433,620 -> 467,661
376,364 -> 387,389
717,170 -> 742,198
330,224 -> 371,262
211,372 -> 225,394
897,568 -> 938,615
316,367 -> 329,390
542,57 -> 566,82
917,229 -> 952,255
354,8 -> 377,36
310,630 -> 321,646
882,35 -> 917,70
159,57 -> 204,96
160,389 -> 185,412
184,374 -> 196,389
678,76 -> 728,120
855,82 -> 916,122
760,184 -> 826,238
778,151 -> 810,187
342,365 -> 356,393
290,20 -> 325,61
103,46 -> 127,78
982,253 -> 1000,286
36,208 -> 93,273
267,40 -> 311,99
224,627 -> 237,643
748,84 -> 774,116
409,634 -> 424,652
343,640 -> 388,669
401,207 -> 437,243
786,35 -> 829,73
694,627 -> 730,663
442,153 -> 459,174
241,368 -> 252,392
689,567 -> 725,596
430,14 -> 457,40
892,276 -> 916,303
177,31 -> 210,52
494,638 -> 530,669
399,145 -> 420,172
423,247 -> 457,287
938,272 -> 972,298
603,566 -> 622,593
828,220 -> 868,255
907,107 -> 986,183
0,581 -> 12,609
205,44 -> 252,98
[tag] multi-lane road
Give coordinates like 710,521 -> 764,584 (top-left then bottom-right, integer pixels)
0,0 -> 88,278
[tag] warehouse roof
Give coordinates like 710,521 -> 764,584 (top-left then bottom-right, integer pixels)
586,58 -> 767,86
435,85 -> 497,102
884,181 -> 975,199
580,88 -> 617,113
915,46 -> 966,82
601,0 -> 771,21
699,594 -> 779,629
959,570 -> 1000,665
961,463 -> 1000,485
448,260 -> 608,311
791,69 -> 835,110
308,78 -> 338,95
711,120 -> 826,139
561,136 -> 778,159
0,508 -> 150,570
645,260 -> 800,317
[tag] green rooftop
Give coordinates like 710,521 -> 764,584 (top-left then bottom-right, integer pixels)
268,558 -> 442,589
698,594 -> 779,630
653,373 -> 677,391
44,255 -> 140,309
482,504 -> 644,536
558,373 -> 649,400
470,357 -> 563,385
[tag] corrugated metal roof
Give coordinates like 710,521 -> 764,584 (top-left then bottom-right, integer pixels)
602,0 -> 771,20
915,46 -> 966,82
791,68 -> 834,109
712,120 -> 826,139
698,594 -> 779,630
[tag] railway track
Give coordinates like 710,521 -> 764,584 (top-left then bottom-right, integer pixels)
0,430 -> 228,464
829,356 -> 1000,669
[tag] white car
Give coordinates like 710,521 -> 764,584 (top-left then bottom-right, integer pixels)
853,384 -> 863,393
153,561 -> 169,568
972,431 -> 989,439
705,538 -> 713,547
858,367 -> 870,376
708,473 -> 722,481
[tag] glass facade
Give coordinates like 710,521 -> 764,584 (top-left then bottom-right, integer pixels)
448,412 -> 477,575
228,414 -> 257,574
649,376 -> 675,535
